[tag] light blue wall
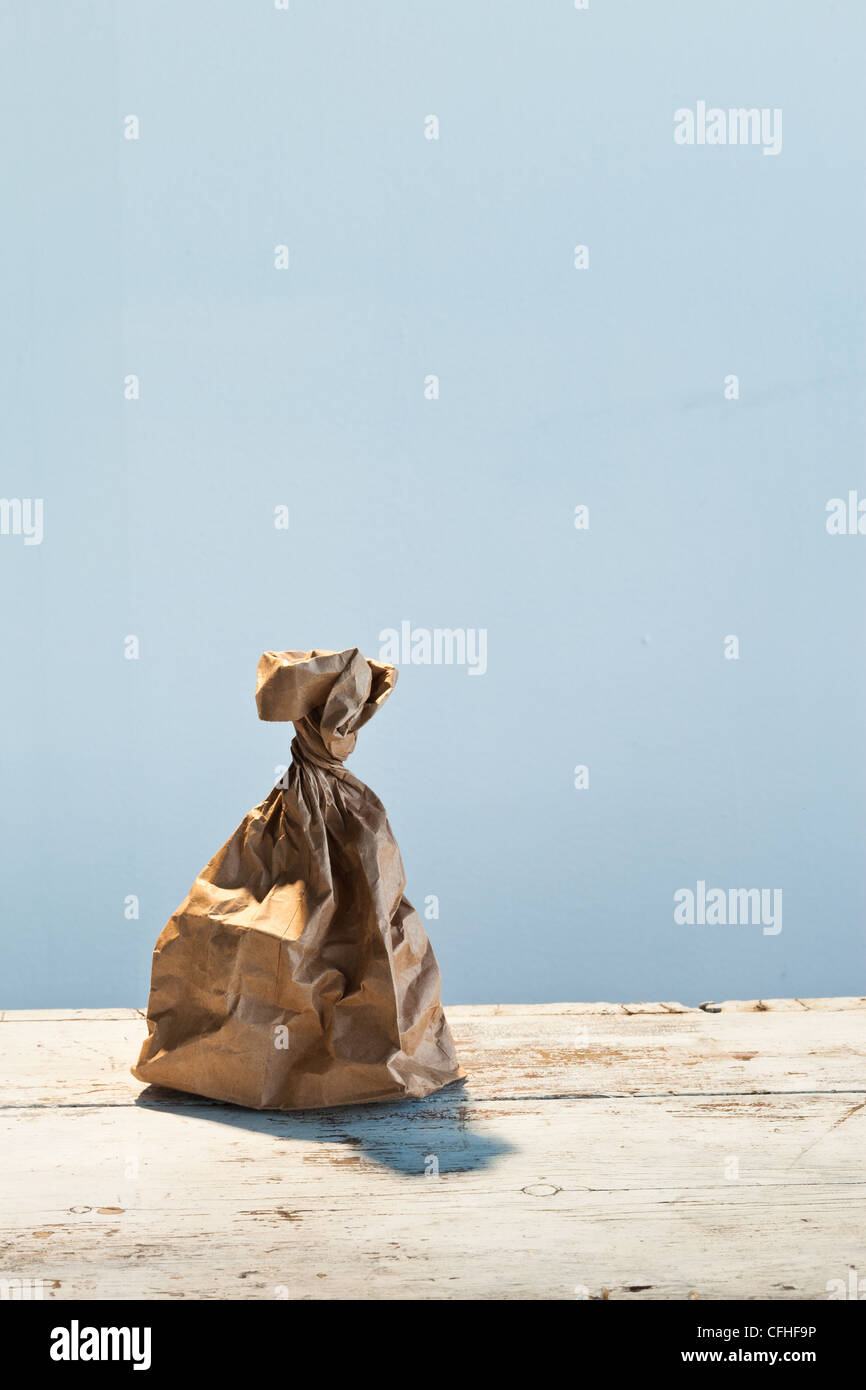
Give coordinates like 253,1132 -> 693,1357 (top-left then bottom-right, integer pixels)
2,1 -> 864,1008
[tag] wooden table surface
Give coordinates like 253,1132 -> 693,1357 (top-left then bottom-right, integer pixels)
1,999 -> 864,1301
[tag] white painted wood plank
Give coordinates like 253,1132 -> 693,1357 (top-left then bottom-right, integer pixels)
2,1005 -> 863,1300
0,1093 -> 862,1300
3,1009 -> 143,1022
1,1009 -> 863,1108
3,999 -> 859,1023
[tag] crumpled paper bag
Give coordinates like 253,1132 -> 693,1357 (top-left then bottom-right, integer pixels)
132,648 -> 464,1109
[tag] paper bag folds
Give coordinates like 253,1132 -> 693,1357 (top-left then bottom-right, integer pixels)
132,648 -> 464,1110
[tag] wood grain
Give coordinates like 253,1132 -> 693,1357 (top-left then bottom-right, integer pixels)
1,1001 -> 863,1300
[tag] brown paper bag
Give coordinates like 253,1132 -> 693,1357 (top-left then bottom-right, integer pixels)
132,648 -> 464,1109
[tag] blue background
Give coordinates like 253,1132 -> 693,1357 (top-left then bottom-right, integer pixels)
2,0 -> 864,1008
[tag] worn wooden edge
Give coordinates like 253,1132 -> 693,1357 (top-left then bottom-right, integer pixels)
458,998 -> 866,1016
1,998 -> 863,1023
0,1009 -> 146,1023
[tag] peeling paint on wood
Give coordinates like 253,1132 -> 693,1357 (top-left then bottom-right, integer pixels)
0,1001 -> 863,1300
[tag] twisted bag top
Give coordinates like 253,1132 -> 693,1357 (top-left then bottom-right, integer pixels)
132,647 -> 464,1111
255,647 -> 397,768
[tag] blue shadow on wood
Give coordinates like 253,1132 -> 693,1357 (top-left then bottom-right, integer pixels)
133,1079 -> 514,1176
